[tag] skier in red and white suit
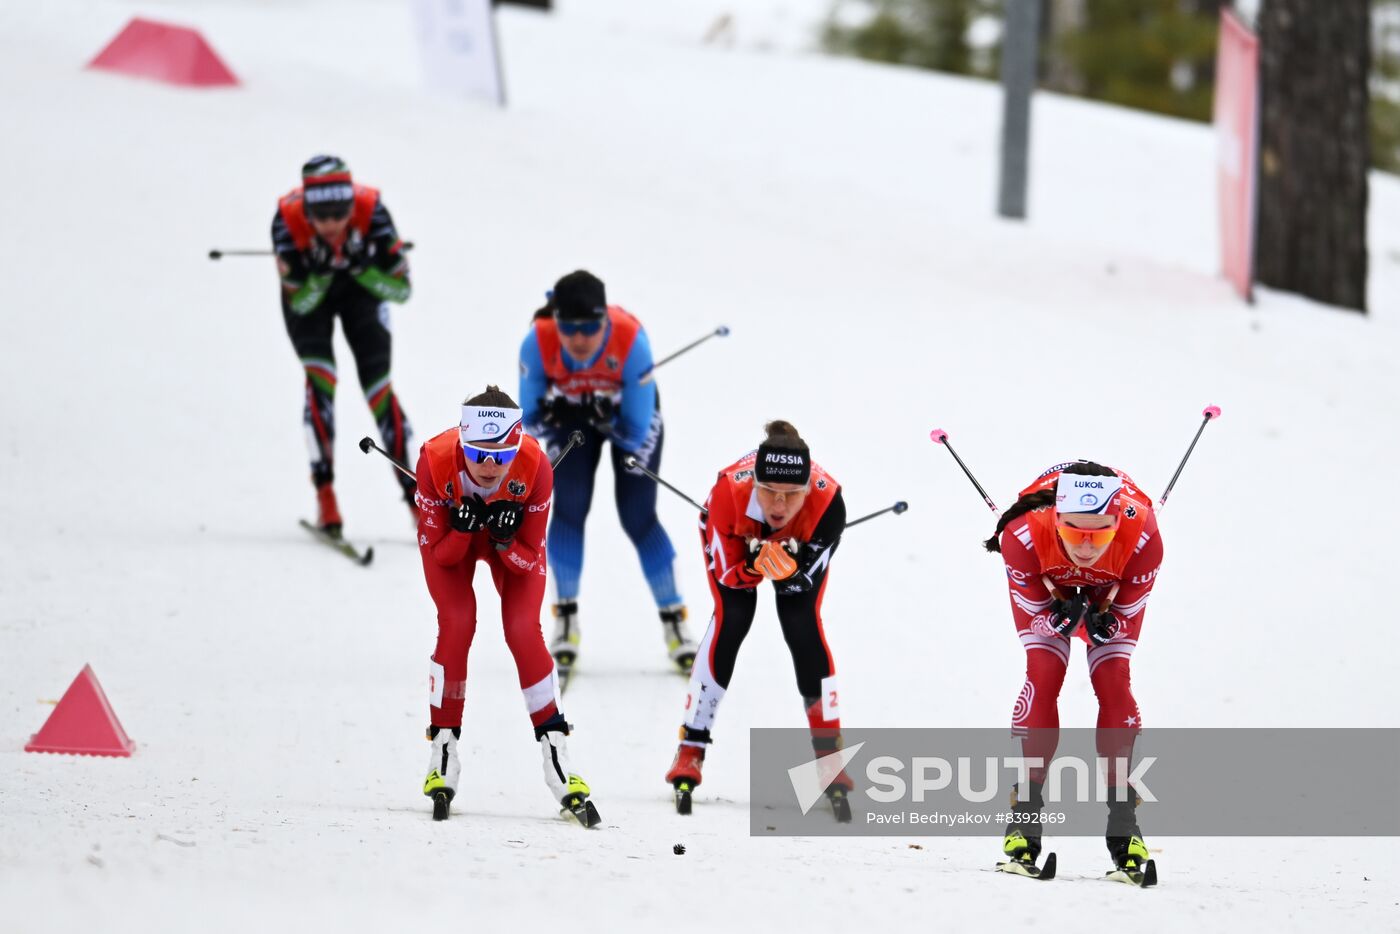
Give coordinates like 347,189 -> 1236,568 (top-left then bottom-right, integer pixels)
413,385 -> 594,819
988,460 -> 1162,871
664,421 -> 851,812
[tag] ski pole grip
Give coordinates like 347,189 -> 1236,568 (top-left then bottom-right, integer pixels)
929,429 -> 948,444
358,437 -> 374,454
893,501 -> 909,514
1203,405 -> 1221,420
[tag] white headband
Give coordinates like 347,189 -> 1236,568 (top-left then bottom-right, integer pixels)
304,183 -> 354,204
459,404 -> 524,448
1055,473 -> 1123,514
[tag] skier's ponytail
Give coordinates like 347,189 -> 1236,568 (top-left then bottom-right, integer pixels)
983,460 -> 1119,553
983,491 -> 1055,553
763,420 -> 806,450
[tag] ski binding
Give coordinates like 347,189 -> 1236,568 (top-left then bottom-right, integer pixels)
1105,858 -> 1157,887
561,794 -> 601,829
995,852 -> 1058,880
674,780 -> 694,815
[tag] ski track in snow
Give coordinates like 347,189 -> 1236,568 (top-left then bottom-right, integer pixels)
2,0 -> 1398,930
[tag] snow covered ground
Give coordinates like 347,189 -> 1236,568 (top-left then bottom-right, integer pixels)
2,1 -> 1398,930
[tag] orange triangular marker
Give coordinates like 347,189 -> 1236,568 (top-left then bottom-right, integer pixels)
25,664 -> 135,757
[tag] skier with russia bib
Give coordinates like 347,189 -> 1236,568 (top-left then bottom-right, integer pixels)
664,421 -> 852,820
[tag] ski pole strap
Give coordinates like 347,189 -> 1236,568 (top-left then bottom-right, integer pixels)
358,436 -> 417,482
623,456 -> 706,512
929,429 -> 1000,514
844,501 -> 909,530
1158,405 -> 1221,510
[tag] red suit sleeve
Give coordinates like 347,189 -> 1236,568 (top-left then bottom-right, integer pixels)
999,525 -> 1055,629
702,476 -> 763,590
416,447 -> 473,568
494,456 -> 552,577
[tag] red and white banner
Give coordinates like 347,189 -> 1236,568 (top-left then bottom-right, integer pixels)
1213,8 -> 1259,301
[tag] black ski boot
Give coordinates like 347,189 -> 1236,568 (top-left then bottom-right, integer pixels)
997,781 -> 1056,879
1105,790 -> 1155,886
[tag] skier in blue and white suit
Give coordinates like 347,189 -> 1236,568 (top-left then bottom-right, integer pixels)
518,270 -> 696,680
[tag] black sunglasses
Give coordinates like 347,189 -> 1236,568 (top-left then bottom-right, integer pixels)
307,203 -> 352,221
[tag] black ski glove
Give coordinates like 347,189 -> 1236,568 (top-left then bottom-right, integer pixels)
450,494 -> 489,533
486,499 -> 525,549
585,394 -> 616,431
342,230 -> 373,276
306,240 -> 335,275
539,395 -> 577,430
1046,590 -> 1088,637
1084,608 -> 1123,646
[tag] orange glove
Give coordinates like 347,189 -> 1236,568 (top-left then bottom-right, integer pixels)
752,540 -> 798,581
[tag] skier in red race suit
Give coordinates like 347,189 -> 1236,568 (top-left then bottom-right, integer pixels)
413,385 -> 596,823
987,460 -> 1162,874
664,421 -> 852,818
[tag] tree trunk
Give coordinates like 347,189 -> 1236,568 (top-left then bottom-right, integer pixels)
1256,0 -> 1370,312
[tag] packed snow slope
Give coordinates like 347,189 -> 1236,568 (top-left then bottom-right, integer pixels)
2,1 -> 1398,931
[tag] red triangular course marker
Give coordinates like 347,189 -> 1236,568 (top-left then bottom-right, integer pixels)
25,664 -> 135,757
87,17 -> 240,88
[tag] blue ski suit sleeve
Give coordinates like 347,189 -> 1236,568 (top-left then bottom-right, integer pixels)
519,327 -> 549,433
612,329 -> 657,453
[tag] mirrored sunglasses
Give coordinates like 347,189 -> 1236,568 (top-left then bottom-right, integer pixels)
461,442 -> 520,466
1055,514 -> 1120,548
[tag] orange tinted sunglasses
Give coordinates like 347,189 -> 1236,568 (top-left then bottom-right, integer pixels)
1056,514 -> 1120,548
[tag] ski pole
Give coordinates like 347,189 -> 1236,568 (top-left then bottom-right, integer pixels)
208,249 -> 275,259
650,326 -> 730,371
844,501 -> 909,529
550,431 -> 586,469
1158,405 -> 1221,511
361,427 -> 584,480
360,437 -> 417,482
625,454 -> 906,533
209,241 -> 415,260
929,429 -> 1000,513
622,456 -> 707,512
